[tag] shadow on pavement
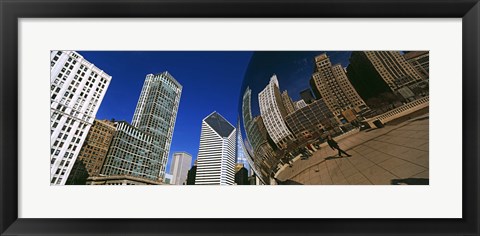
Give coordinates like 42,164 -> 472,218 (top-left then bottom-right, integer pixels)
274,178 -> 304,185
325,156 -> 348,161
391,178 -> 429,185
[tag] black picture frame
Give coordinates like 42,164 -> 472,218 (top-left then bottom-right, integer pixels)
1,0 -> 479,235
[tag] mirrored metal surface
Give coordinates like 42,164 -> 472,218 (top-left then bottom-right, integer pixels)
238,51 -> 429,184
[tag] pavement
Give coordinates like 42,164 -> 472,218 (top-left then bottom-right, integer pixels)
275,114 -> 429,185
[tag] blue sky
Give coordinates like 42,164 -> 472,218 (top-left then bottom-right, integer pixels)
78,51 -> 351,172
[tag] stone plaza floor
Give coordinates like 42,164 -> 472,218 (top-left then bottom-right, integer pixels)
275,114 -> 429,185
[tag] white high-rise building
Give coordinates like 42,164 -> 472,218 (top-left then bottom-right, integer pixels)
195,112 -> 236,185
169,152 -> 192,185
258,75 -> 295,149
50,51 -> 111,185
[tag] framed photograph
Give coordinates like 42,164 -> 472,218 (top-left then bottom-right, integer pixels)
1,0 -> 478,235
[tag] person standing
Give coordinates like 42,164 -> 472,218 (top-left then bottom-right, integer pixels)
326,135 -> 352,157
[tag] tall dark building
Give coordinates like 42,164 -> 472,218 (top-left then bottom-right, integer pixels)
300,89 -> 316,104
346,51 -> 391,101
186,164 -> 197,185
235,164 -> 249,185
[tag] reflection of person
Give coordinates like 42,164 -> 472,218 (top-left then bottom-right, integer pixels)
326,135 -> 351,157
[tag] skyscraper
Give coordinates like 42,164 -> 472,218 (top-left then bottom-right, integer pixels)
186,161 -> 197,185
101,72 -> 182,183
66,119 -> 116,185
404,51 -> 429,79
131,72 -> 182,181
281,90 -> 296,115
258,75 -> 295,149
169,152 -> 192,185
362,51 -> 425,90
50,51 -> 111,185
310,53 -> 367,117
300,89 -> 316,104
101,121 -> 165,182
195,112 -> 236,185
236,120 -> 251,175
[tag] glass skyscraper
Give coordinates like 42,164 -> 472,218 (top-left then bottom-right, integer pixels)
131,72 -> 182,180
101,72 -> 182,182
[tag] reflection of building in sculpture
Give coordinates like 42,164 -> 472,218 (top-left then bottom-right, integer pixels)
236,120 -> 252,175
50,51 -> 112,185
403,51 -> 429,79
258,75 -> 295,149
131,72 -> 182,181
285,99 -> 339,142
281,90 -> 296,115
362,51 -> 425,89
310,53 -> 367,119
241,86 -> 281,184
347,51 -> 424,99
195,112 -> 236,185
241,87 -> 260,161
300,89 -> 316,104
294,100 -> 307,110
66,119 -> 116,185
346,51 -> 392,101
169,152 -> 192,185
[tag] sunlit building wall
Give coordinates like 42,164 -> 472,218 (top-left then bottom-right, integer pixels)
310,53 -> 367,117
195,112 -> 236,185
169,152 -> 192,185
404,51 -> 429,79
66,119 -> 116,185
363,51 -> 425,90
50,50 -> 111,185
101,121 -> 163,182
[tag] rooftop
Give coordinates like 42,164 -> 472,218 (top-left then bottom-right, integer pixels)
204,111 -> 235,138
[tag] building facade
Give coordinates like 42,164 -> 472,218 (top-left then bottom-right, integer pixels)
164,173 -> 173,184
50,50 -> 111,185
195,112 -> 236,185
66,119 -> 116,185
234,164 -> 249,185
403,51 -> 429,79
258,75 -> 295,149
101,121 -> 163,182
236,120 -> 252,175
363,51 -> 425,90
87,175 -> 162,185
281,90 -> 296,115
186,161 -> 197,185
131,71 -> 182,181
285,99 -> 338,142
169,152 -> 192,185
310,53 -> 367,118
300,89 -> 316,104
